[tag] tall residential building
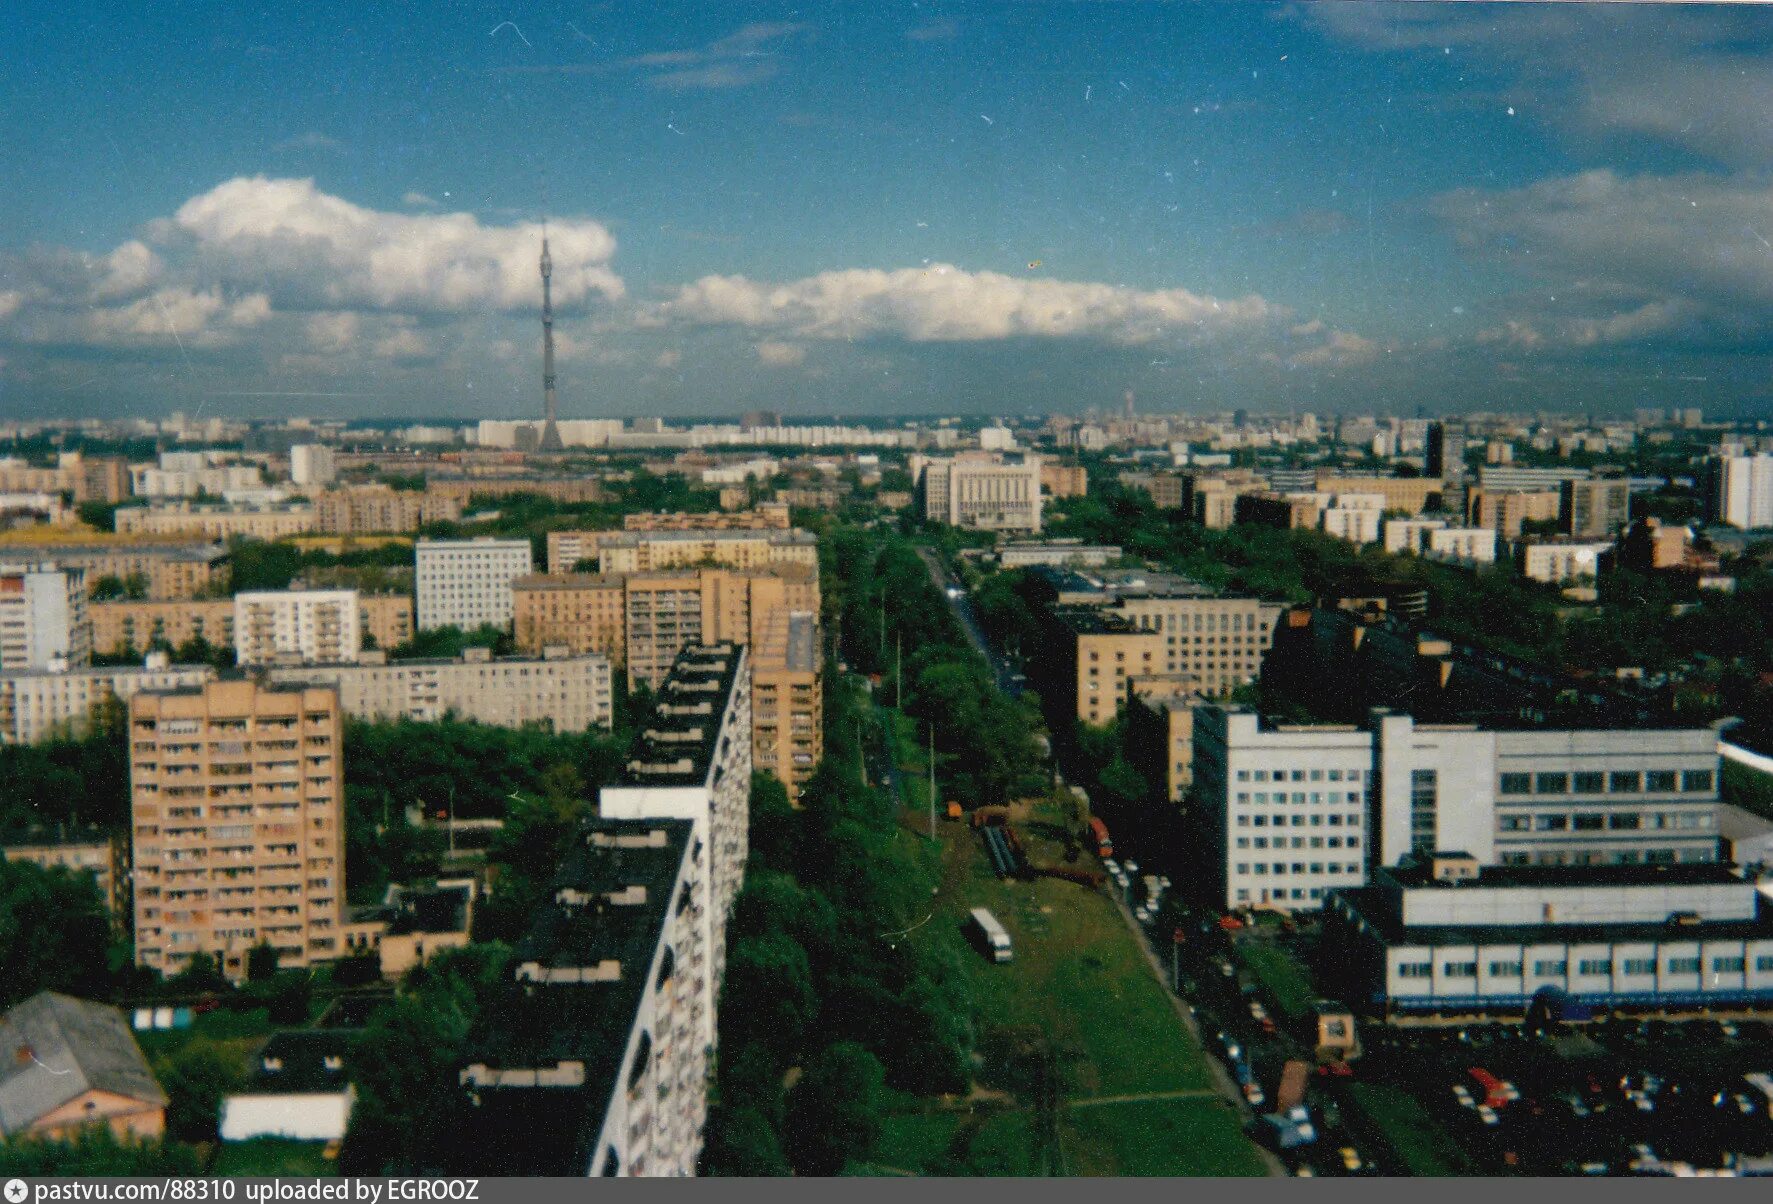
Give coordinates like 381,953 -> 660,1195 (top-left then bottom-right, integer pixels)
1467,487 -> 1561,539
129,680 -> 346,980
415,538 -> 534,632
1712,454 -> 1773,530
1561,475 -> 1631,539
1425,422 -> 1466,483
0,563 -> 90,672
289,444 -> 337,489
913,452 -> 1044,532
0,652 -> 213,744
234,590 -> 362,666
457,818 -> 708,1176
750,609 -> 822,797
599,643 -> 751,1049
266,646 -> 612,732
313,485 -> 462,534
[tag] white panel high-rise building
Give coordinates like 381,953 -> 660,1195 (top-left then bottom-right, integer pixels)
0,562 -> 90,672
415,538 -> 534,632
234,590 -> 363,666
289,444 -> 337,489
1714,454 -> 1773,530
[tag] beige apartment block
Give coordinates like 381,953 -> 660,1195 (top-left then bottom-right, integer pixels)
129,680 -> 346,980
1040,462 -> 1089,499
1110,594 -> 1281,700
93,599 -> 236,656
0,654 -> 213,745
0,828 -> 129,921
621,503 -> 790,531
1183,469 -> 1265,529
1468,487 -> 1560,539
234,590 -> 362,667
1312,474 -> 1445,515
511,572 -> 627,658
750,609 -> 822,798
593,529 -> 820,575
1054,610 -> 1165,727
117,505 -> 316,541
0,539 -> 232,600
914,452 -> 1044,532
313,485 -> 462,535
358,593 -> 414,650
423,477 -> 606,505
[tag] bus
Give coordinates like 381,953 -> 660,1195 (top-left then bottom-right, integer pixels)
967,907 -> 1013,963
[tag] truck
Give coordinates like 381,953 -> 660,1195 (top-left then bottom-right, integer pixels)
1086,816 -> 1113,858
1276,1060 -> 1311,1112
967,907 -> 1013,963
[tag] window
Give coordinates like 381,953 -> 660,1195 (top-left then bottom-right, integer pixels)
1499,772 -> 1532,795
1576,959 -> 1612,976
1757,957 -> 1773,973
1442,962 -> 1477,978
1712,956 -> 1746,974
1573,813 -> 1604,831
1535,814 -> 1568,831
1608,813 -> 1640,830
1609,771 -> 1642,793
1498,815 -> 1528,831
1532,960 -> 1568,976
1487,961 -> 1523,977
1573,772 -> 1604,793
1682,769 -> 1714,793
1398,962 -> 1433,978
1667,957 -> 1701,974
1646,770 -> 1678,792
1621,958 -> 1656,975
1535,772 -> 1569,794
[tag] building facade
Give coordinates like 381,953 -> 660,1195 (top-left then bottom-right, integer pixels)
591,529 -> 819,575
267,646 -> 612,732
1561,476 -> 1632,539
415,538 -> 534,632
1713,454 -> 1773,530
290,445 -> 337,489
1469,488 -> 1561,539
129,679 -> 346,980
914,452 -> 1044,532
0,541 -> 231,600
234,590 -> 363,666
0,829 -> 130,921
313,485 -> 462,534
750,609 -> 822,797
0,562 -> 90,672
116,505 -> 315,541
0,653 -> 213,744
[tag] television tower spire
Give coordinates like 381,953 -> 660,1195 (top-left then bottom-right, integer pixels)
538,225 -> 563,452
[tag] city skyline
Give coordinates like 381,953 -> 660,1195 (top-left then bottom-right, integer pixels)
4,2 -> 1773,421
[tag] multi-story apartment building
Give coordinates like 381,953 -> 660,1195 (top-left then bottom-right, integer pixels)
1711,453 -> 1773,530
92,599 -> 235,657
1312,474 -> 1444,515
458,818 -> 709,1176
0,562 -> 90,671
116,504 -> 315,541
620,503 -> 790,532
1561,475 -> 1632,539
129,463 -> 264,500
512,565 -> 820,689
415,538 -> 533,632
1040,462 -> 1089,499
1041,608 -> 1165,727
1423,526 -> 1497,566
599,643 -> 751,1041
1125,681 -> 1196,804
1192,703 -> 1723,913
128,679 -> 346,980
0,540 -> 231,600
1382,518 -> 1447,554
312,485 -> 462,535
1181,468 -> 1265,530
1119,470 -> 1184,510
0,453 -> 129,503
913,452 -> 1043,532
750,609 -> 822,797
1518,538 -> 1612,583
1467,487 -> 1561,539
0,826 -> 129,922
266,646 -> 612,732
585,529 -> 819,576
234,590 -> 362,666
357,593 -> 414,650
0,652 -> 213,744
424,477 -> 606,507
289,445 -> 337,489
997,542 -> 1123,569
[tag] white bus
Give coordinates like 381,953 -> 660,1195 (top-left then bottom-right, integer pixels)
968,907 -> 1013,963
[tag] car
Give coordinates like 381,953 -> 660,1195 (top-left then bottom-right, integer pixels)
1452,1084 -> 1476,1108
1475,1104 -> 1501,1126
1243,1083 -> 1266,1108
1339,1147 -> 1364,1173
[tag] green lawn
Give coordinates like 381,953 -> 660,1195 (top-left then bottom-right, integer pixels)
1063,1098 -> 1269,1177
865,1109 -> 1034,1176
1234,941 -> 1318,1021
213,1139 -> 336,1177
1343,1083 -> 1473,1176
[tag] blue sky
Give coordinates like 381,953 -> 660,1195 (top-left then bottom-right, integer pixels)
3,1 -> 1771,420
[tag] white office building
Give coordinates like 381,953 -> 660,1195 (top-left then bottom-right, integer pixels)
1518,539 -> 1612,583
234,590 -> 363,666
289,444 -> 337,489
1713,454 -> 1773,530
415,538 -> 534,632
0,563 -> 90,672
912,452 -> 1044,533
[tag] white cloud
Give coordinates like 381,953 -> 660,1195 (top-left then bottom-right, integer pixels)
403,191 -> 441,208
92,241 -> 163,301
1478,301 -> 1696,352
45,287 -> 270,349
305,312 -> 361,354
661,263 -> 1278,345
170,176 -> 623,312
372,327 -> 429,361
755,340 -> 806,366
626,22 -> 810,91
0,291 -> 21,321
274,131 -> 343,153
1289,329 -> 1379,368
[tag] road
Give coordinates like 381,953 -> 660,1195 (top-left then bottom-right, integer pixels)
915,546 -> 1025,699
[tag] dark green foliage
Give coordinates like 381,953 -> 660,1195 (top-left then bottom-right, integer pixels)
0,860 -> 113,1008
722,933 -> 819,1060
0,1126 -> 202,1175
0,722 -> 129,836
245,942 -> 280,982
702,1106 -> 791,1176
784,1042 -> 885,1176
152,1038 -> 244,1142
746,771 -> 798,872
387,623 -> 512,660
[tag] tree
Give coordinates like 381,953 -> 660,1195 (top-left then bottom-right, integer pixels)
784,1042 -> 885,1176
702,1106 -> 790,1176
246,941 -> 280,982
0,1126 -> 202,1176
747,772 -> 798,874
720,933 -> 818,1060
0,860 -> 113,1008
153,1038 -> 243,1142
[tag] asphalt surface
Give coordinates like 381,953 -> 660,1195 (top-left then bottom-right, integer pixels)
916,546 -> 1025,698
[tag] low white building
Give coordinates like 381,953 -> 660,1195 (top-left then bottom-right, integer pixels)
219,1032 -> 356,1143
1519,539 -> 1611,583
0,652 -> 213,744
1425,526 -> 1497,566
289,444 -> 337,489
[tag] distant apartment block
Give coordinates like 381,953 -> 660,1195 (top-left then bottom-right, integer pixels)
1468,487 -> 1561,539
587,529 -> 819,575
0,827 -> 129,921
1424,526 -> 1498,566
0,652 -> 213,744
1518,539 -> 1612,584
266,646 -> 612,732
621,503 -> 790,532
130,462 -> 263,500
1712,454 -> 1773,530
424,477 -> 606,506
750,609 -> 822,796
129,679 -> 346,980
913,452 -> 1043,532
0,540 -> 231,600
234,590 -> 362,666
0,562 -> 90,671
1312,474 -> 1444,516
1119,470 -> 1184,510
0,453 -> 129,503
1181,469 -> 1265,529
415,538 -> 533,632
997,542 -> 1122,569
1561,475 -> 1632,539
116,504 -> 315,541
313,485 -> 461,534
1040,462 -> 1089,499
289,444 -> 337,489
93,599 -> 235,657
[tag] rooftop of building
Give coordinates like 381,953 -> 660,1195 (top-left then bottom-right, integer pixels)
620,643 -> 746,787
1384,862 -> 1749,892
238,1030 -> 358,1096
1048,605 -> 1151,637
597,528 -> 815,546
455,818 -> 693,1175
0,535 -> 229,560
0,992 -> 167,1136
